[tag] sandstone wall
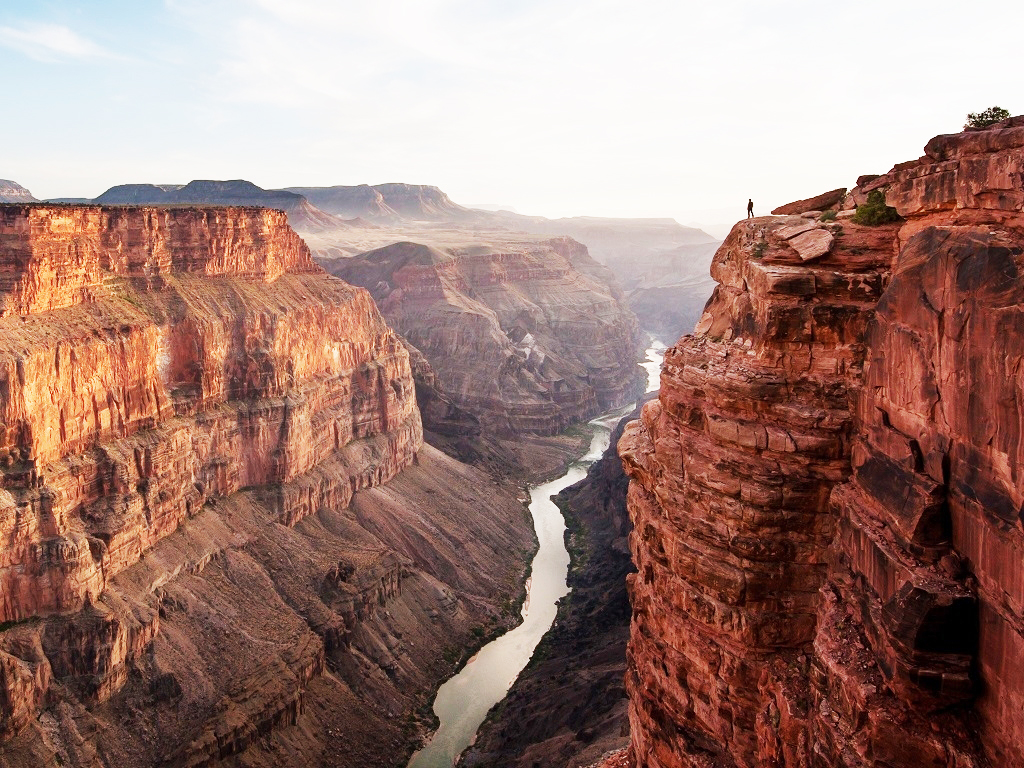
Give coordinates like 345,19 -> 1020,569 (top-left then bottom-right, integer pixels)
0,205 -> 317,316
620,119 -> 1024,767
0,208 -> 420,622
0,205 -> 540,768
327,238 -> 646,436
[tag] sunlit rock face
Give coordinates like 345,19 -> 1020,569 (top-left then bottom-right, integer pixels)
0,181 -> 36,204
619,118 -> 1024,767
0,205 -> 533,767
0,205 -> 419,622
328,236 -> 646,436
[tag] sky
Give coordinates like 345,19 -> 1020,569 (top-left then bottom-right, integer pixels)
2,0 -> 1021,234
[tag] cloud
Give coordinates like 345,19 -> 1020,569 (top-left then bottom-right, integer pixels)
0,22 -> 114,62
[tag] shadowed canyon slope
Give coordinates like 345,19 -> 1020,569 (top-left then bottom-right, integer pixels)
465,399 -> 653,768
326,237 -> 647,435
0,205 -> 534,767
619,117 -> 1024,766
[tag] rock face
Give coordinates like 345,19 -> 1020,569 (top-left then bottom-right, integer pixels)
771,188 -> 847,216
93,180 -> 343,232
619,118 -> 1024,767
285,183 -> 477,223
0,181 -> 36,204
328,237 -> 646,436
0,205 -> 533,767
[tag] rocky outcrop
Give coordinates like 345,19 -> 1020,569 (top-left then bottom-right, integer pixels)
0,181 -> 36,204
328,237 -> 646,436
619,119 -> 1024,767
93,180 -> 343,232
0,204 -> 533,767
619,211 -> 895,767
771,188 -> 847,216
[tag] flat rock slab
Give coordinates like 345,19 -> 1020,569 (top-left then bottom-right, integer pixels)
788,229 -> 834,262
771,187 -> 847,215
776,221 -> 817,241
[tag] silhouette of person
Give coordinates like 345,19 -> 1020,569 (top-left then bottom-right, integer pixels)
747,199 -> 754,218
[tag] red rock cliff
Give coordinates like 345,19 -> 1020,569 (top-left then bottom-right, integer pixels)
0,205 -> 419,624
619,118 -> 1024,767
328,237 -> 646,436
0,205 -> 534,768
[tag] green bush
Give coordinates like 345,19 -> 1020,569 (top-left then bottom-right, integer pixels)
819,209 -> 838,222
965,106 -> 1010,129
852,190 -> 901,226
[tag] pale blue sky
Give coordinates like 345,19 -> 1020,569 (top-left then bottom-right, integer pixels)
2,0 -> 1020,229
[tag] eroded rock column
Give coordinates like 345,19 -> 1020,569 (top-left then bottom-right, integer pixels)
620,215 -> 893,767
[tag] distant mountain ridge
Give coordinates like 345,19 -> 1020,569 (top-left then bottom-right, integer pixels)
0,179 -> 37,203
286,183 -> 719,247
88,179 -> 343,231
24,175 -> 720,340
285,183 -> 479,222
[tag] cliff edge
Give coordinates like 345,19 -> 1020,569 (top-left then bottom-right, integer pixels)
328,237 -> 646,436
619,117 -> 1024,767
0,205 -> 532,767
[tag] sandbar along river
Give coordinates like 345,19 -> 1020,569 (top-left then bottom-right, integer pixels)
408,341 -> 664,767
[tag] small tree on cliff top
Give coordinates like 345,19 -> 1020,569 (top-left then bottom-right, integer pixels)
965,106 -> 1010,129
852,190 -> 901,226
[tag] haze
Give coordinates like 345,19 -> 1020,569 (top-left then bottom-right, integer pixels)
3,0 -> 1019,232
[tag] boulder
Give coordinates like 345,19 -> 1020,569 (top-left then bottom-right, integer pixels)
771,187 -> 847,215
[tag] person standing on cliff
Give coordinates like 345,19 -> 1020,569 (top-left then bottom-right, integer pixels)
747,199 -> 754,218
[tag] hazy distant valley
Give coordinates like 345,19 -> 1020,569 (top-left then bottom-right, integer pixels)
13,177 -> 720,346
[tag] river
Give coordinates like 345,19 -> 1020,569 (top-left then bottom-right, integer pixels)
407,341 -> 664,767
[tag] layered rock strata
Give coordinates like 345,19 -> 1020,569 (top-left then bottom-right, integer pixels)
619,119 -> 1024,766
0,205 -> 532,767
92,180 -> 344,232
328,237 -> 646,436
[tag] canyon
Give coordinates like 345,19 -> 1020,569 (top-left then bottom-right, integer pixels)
64,179 -> 718,352
464,396 -> 653,768
325,237 -> 646,437
619,116 -> 1024,766
0,204 -> 535,767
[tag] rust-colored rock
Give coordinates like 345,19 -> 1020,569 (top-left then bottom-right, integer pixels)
0,204 -> 535,767
0,205 -> 318,316
620,213 -> 894,767
328,236 -> 645,436
620,119 -> 1024,767
771,188 -> 847,215
0,206 -> 418,624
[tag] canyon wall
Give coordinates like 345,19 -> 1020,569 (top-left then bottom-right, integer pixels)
0,205 -> 533,767
328,237 -> 646,436
619,118 -> 1024,767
